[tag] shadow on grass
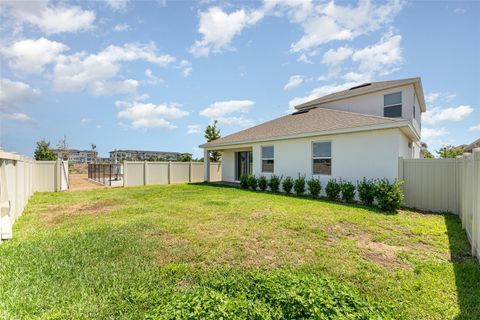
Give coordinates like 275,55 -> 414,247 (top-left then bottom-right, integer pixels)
444,215 -> 480,319
189,182 -> 397,216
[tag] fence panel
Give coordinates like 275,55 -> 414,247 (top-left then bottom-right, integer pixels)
400,149 -> 480,260
123,161 -> 222,187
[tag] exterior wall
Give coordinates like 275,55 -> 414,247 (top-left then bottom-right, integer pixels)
220,128 -> 408,186
319,84 -> 421,138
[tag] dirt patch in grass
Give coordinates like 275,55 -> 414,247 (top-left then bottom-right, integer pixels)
144,230 -> 197,265
41,200 -> 120,226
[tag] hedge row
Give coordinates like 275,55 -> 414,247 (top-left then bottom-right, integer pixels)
239,174 -> 403,211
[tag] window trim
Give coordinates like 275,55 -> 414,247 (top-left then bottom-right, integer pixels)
383,91 -> 402,118
261,145 -> 274,173
311,140 -> 332,176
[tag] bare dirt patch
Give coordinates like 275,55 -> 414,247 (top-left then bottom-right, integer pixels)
41,200 -> 119,226
69,174 -> 106,192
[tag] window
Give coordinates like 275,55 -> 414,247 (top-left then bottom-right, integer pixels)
413,92 -> 416,119
312,142 -> 331,175
384,92 -> 402,118
261,146 -> 274,173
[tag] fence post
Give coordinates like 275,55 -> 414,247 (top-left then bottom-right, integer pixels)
189,161 -> 192,183
168,161 -> 171,184
144,161 -> 148,185
472,148 -> 480,257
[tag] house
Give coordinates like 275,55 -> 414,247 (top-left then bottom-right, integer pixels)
463,138 -> 480,153
51,149 -> 97,163
200,77 -> 425,186
109,149 -> 191,162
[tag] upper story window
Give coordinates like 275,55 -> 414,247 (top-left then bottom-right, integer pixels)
312,142 -> 331,175
261,146 -> 274,173
384,92 -> 402,118
413,92 -> 416,119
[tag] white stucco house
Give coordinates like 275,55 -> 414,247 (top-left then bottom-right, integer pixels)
200,77 -> 425,186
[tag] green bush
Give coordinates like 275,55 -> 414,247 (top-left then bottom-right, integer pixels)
293,175 -> 306,196
325,179 -> 341,201
357,178 -> 376,206
282,176 -> 294,194
258,175 -> 268,191
268,175 -> 282,193
307,178 -> 321,198
374,178 -> 404,211
247,175 -> 258,190
239,175 -> 249,189
339,180 -> 355,203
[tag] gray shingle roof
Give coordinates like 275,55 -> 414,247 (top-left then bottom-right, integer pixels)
200,107 -> 405,148
294,77 -> 423,110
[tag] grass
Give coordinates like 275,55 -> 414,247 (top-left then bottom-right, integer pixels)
0,183 -> 478,319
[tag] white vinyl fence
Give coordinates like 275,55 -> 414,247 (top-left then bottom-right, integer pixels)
400,148 -> 480,259
0,151 -> 68,242
123,161 -> 221,187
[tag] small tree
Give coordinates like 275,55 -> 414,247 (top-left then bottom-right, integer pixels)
436,145 -> 463,158
204,120 -> 222,162
34,140 -> 57,161
180,153 -> 192,162
57,135 -> 68,160
90,143 -> 97,163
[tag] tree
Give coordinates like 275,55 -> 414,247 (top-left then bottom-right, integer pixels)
90,143 -> 97,163
34,140 -> 57,161
204,120 -> 221,162
180,153 -> 192,162
436,145 -> 464,158
57,135 -> 69,160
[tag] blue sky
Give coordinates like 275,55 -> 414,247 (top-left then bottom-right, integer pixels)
1,0 -> 479,158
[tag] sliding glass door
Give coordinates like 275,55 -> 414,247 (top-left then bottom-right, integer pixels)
235,151 -> 252,180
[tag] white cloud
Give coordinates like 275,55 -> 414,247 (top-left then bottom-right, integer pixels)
351,33 -> 402,76
116,100 -> 188,129
422,127 -> 449,140
425,91 -> 456,104
200,100 -> 255,126
105,0 -> 129,11
297,53 -> 313,64
53,42 -> 175,94
190,6 -> 263,57
113,24 -> 130,32
89,79 -> 139,96
289,0 -> 403,53
0,78 -> 40,109
1,38 -> 69,74
322,46 -> 353,65
144,69 -> 163,85
178,60 -> 193,77
469,124 -> 480,132
3,0 -> 95,34
0,112 -> 33,123
423,105 -> 473,125
284,75 -> 305,90
187,124 -> 202,134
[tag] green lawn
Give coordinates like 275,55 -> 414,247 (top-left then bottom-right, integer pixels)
0,183 -> 478,319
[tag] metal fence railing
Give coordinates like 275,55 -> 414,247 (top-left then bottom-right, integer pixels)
88,164 -> 122,186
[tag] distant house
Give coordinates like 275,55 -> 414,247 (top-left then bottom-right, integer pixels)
201,77 -> 425,185
109,149 -> 191,162
51,149 -> 97,164
463,138 -> 480,153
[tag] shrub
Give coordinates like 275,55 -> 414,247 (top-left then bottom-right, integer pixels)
239,175 -> 249,189
307,178 -> 321,198
325,179 -> 341,201
293,174 -> 306,196
258,175 -> 268,191
357,178 -> 376,206
374,178 -> 404,211
268,174 -> 282,193
339,180 -> 355,203
247,175 -> 258,190
282,176 -> 294,194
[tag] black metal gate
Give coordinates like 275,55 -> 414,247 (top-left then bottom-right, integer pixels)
88,164 -> 122,186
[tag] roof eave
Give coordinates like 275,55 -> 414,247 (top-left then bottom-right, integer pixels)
294,77 -> 424,111
200,120 -> 417,150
